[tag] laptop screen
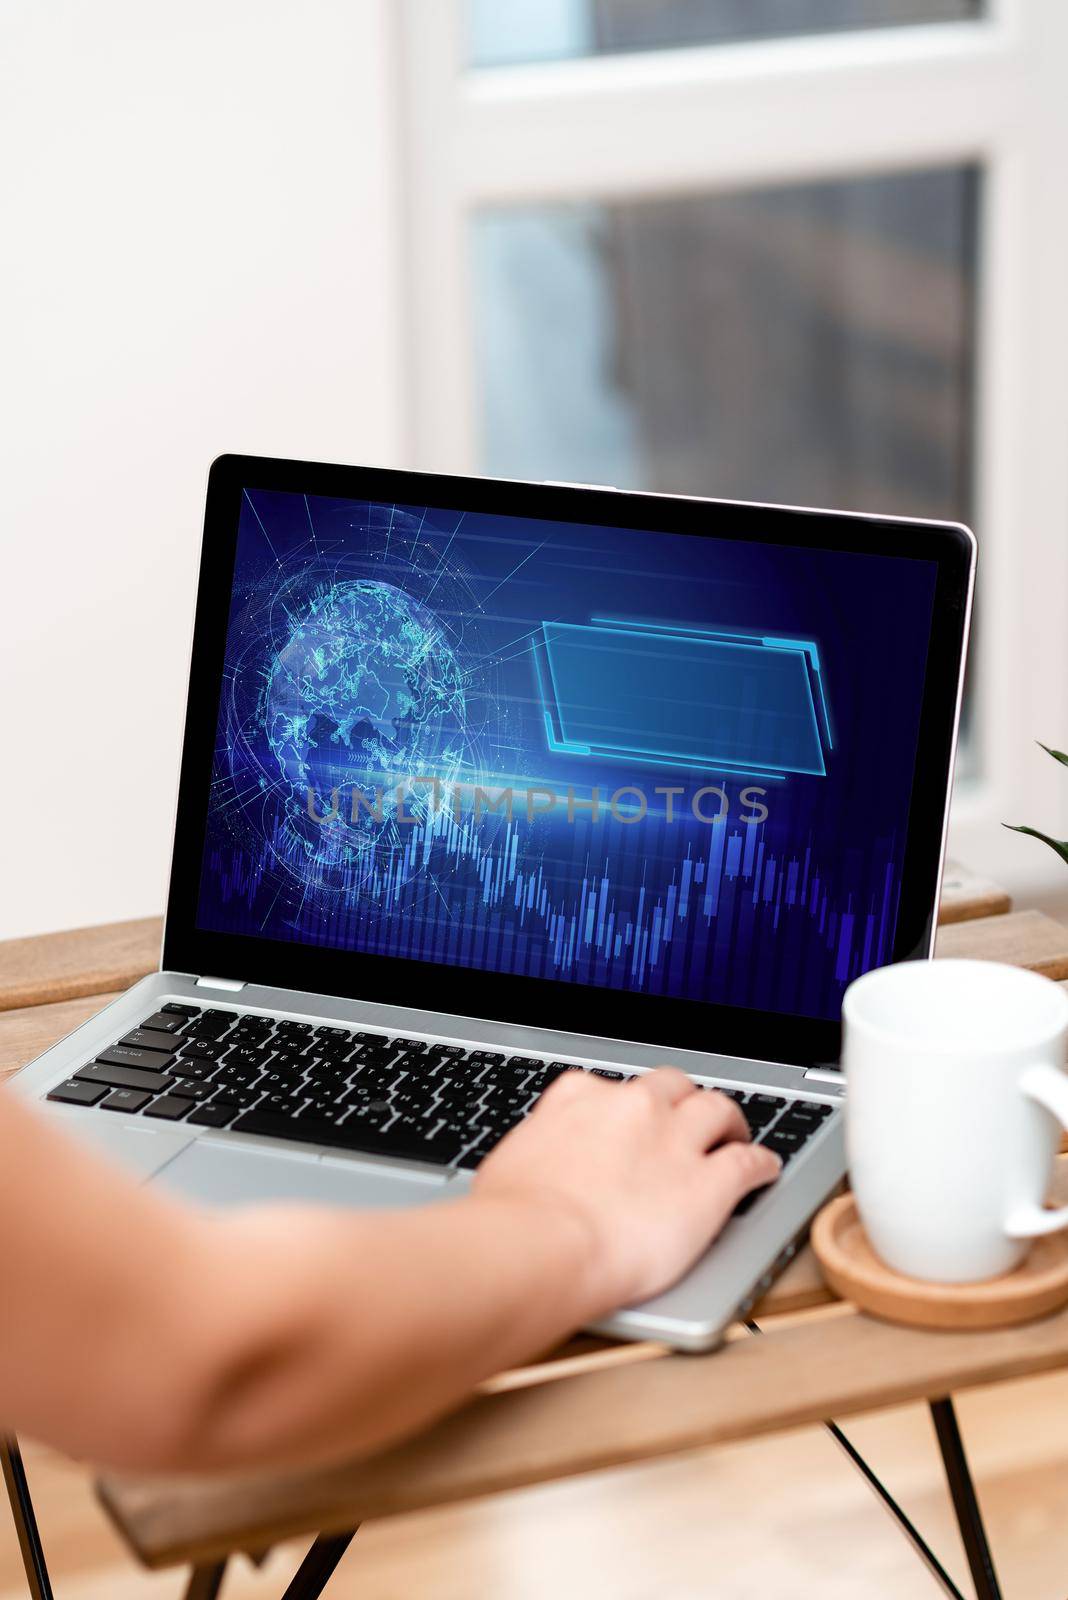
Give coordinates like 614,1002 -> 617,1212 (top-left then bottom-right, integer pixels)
195,489 -> 938,1023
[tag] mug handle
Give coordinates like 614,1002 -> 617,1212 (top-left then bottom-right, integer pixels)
1006,1063 -> 1068,1238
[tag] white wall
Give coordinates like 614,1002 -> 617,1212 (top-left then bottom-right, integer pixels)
0,1 -> 405,940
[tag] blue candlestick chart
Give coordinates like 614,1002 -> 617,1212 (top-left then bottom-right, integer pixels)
202,790 -> 901,1017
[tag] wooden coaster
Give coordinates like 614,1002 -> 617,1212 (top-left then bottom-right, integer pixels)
811,1194 -> 1068,1330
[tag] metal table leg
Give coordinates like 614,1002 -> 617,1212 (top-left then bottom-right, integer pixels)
747,1323 -> 1001,1597
183,1561 -> 229,1600
930,1397 -> 1004,1600
1,1438 -> 53,1600
279,1531 -> 358,1600
824,1420 -> 967,1598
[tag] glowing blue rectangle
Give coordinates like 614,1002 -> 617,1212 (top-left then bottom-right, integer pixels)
535,620 -> 829,778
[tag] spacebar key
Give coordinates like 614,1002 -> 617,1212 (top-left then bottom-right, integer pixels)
232,1111 -> 464,1167
231,1110 -> 348,1147
330,1115 -> 464,1167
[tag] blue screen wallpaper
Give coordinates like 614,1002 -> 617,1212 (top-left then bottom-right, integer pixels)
196,490 -> 938,1020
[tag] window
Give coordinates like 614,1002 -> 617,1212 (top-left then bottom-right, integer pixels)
398,0 -> 1068,896
472,167 -> 978,519
468,0 -> 984,65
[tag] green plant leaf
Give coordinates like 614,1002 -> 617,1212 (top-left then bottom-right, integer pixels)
1003,822 -> 1068,866
1038,742 -> 1068,767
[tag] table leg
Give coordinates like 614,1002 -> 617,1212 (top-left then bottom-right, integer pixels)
0,1438 -> 53,1600
930,1398 -> 1004,1600
824,1421 -> 967,1598
183,1560 -> 229,1600
278,1531 -> 358,1600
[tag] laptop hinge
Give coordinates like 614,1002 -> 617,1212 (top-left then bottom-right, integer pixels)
195,975 -> 247,992
804,1067 -> 845,1087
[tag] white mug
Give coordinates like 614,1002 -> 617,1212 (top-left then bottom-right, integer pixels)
842,958 -> 1068,1283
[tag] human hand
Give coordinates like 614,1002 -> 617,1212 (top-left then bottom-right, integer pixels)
473,1068 -> 781,1316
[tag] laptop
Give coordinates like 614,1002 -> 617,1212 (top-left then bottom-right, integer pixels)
11,455 -> 974,1351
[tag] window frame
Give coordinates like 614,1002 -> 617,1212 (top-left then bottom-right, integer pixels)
395,0 -> 1068,897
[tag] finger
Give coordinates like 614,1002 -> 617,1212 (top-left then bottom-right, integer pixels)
676,1088 -> 750,1150
700,1140 -> 782,1224
637,1067 -> 699,1106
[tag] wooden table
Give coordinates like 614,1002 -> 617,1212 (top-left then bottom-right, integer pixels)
3,863 -> 1066,1600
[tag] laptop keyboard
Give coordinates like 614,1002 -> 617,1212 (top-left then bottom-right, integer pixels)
46,1004 -> 835,1189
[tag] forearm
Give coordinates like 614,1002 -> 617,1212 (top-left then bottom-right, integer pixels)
162,1190 -> 600,1473
0,1061 -> 770,1474
0,1091 -> 599,1472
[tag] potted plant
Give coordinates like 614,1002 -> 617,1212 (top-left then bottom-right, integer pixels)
1006,744 -> 1068,864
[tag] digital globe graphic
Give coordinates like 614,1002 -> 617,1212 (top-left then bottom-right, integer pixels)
263,578 -> 467,861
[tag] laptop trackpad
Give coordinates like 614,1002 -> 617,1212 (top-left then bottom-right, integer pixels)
155,1139 -> 455,1212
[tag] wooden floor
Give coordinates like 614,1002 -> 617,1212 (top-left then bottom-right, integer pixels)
4,1368 -> 1068,1600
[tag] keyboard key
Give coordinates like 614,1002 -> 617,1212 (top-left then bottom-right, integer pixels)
77,1062 -> 175,1094
298,1095 -> 350,1121
196,1008 -> 238,1030
261,1066 -> 305,1088
161,1003 -> 200,1017
230,1022 -> 273,1042
749,1094 -> 786,1110
260,1091 -> 310,1115
304,1062 -> 350,1087
101,1088 -> 152,1114
214,1062 -> 263,1088
188,1104 -> 237,1128
775,1111 -> 823,1137
232,1109 -> 464,1167
311,1041 -> 353,1064
119,1028 -> 181,1054
743,1103 -> 779,1131
144,1095 -> 194,1121
481,1085 -> 533,1112
231,1110 -> 338,1145
208,1085 -> 260,1108
97,1043 -> 177,1073
348,1114 -> 466,1166
761,1129 -> 805,1162
223,1045 -> 274,1069
275,1020 -> 313,1037
47,1079 -> 108,1107
168,1079 -> 218,1102
346,1042 -> 394,1065
592,1069 -> 624,1080
393,1049 -> 436,1072
171,1060 -> 218,1083
179,1039 -> 227,1062
390,1038 -> 427,1053
433,1098 -> 488,1128
470,1104 -> 529,1139
780,1102 -> 834,1125
139,1011 -> 186,1034
314,1025 -> 351,1040
390,1081 -> 438,1111
525,1065 -> 566,1092
468,1051 -> 504,1066
505,1056 -> 541,1073
419,1049 -> 462,1073
348,1064 -> 399,1089
456,1131 -> 504,1170
548,1062 -> 586,1073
